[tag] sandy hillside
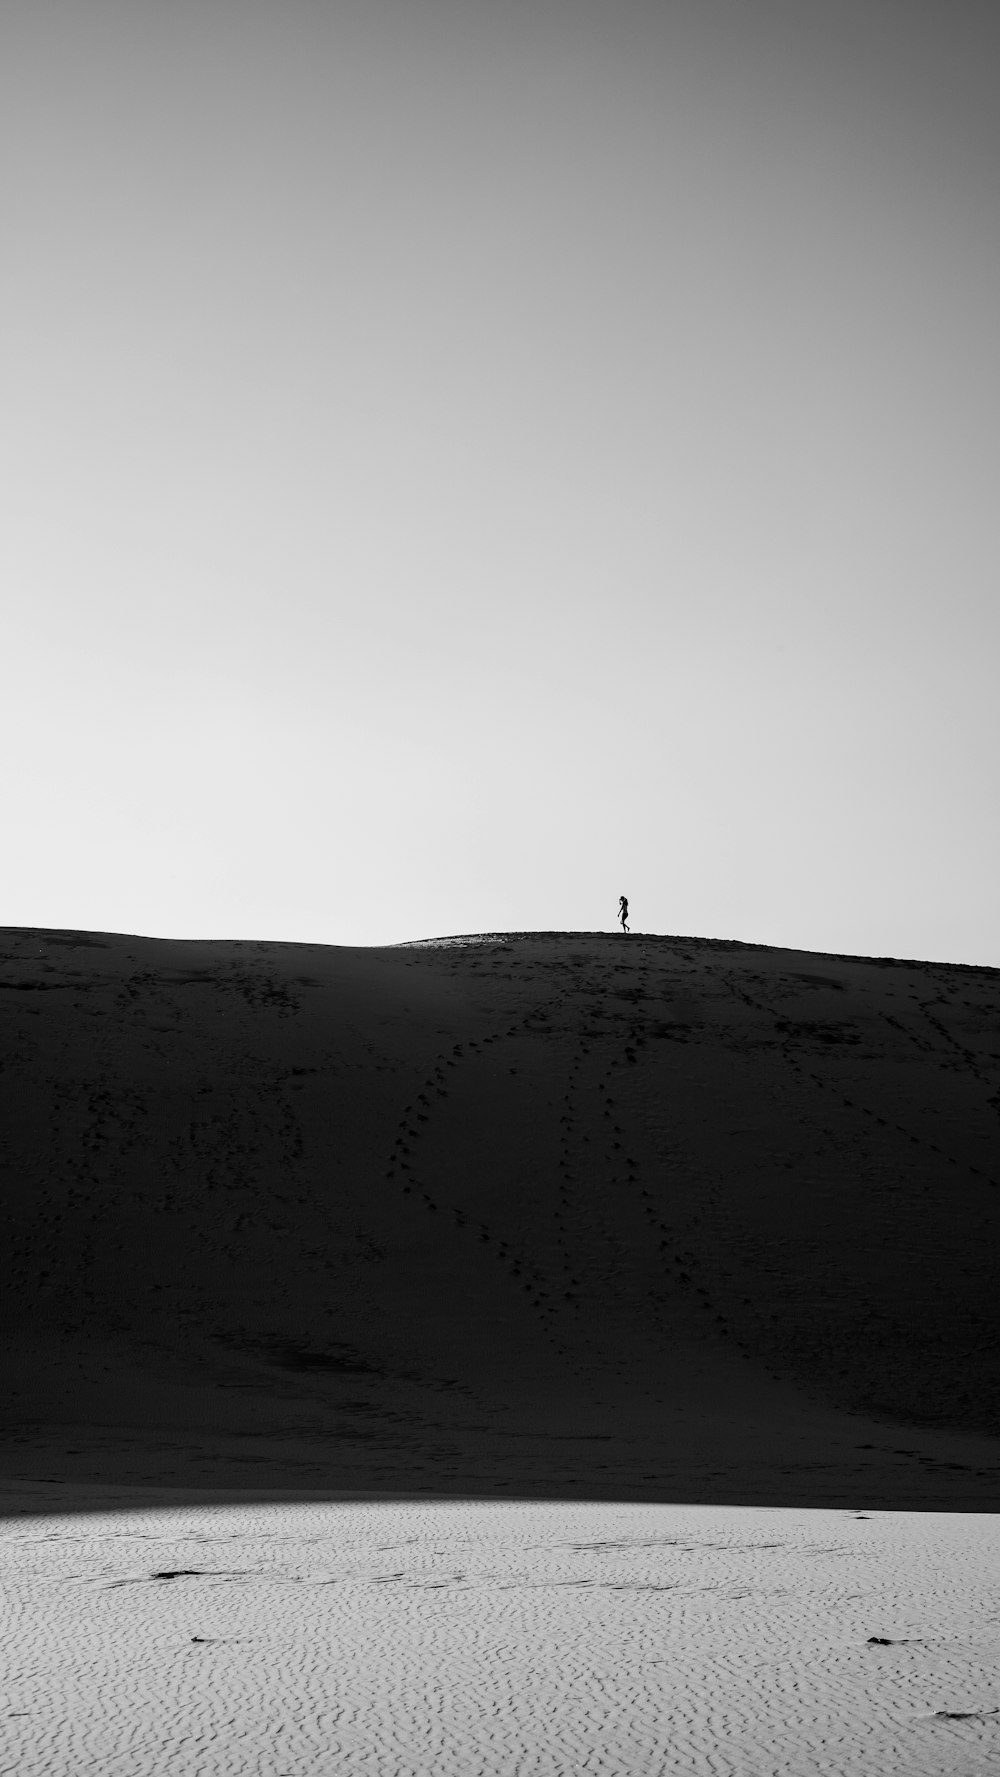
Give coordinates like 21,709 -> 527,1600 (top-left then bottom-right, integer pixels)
0,926 -> 998,1508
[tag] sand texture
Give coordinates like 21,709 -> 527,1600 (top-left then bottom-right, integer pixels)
2,1498 -> 999,1775
0,926 -> 998,1504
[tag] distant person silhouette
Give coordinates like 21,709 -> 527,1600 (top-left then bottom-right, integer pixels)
618,895 -> 629,935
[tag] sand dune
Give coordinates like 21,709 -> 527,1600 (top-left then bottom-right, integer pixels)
3,1497 -> 999,1774
0,926 -> 998,1507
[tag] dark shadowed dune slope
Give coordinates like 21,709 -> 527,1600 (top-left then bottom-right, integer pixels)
1,927 -> 998,1512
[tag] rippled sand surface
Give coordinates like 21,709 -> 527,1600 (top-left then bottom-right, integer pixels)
3,1498 -> 998,1775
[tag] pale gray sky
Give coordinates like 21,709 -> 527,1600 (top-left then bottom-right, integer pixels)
3,0 -> 998,962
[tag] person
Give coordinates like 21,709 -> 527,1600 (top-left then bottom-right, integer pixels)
618,895 -> 629,934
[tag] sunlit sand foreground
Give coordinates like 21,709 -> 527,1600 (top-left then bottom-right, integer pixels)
2,1496 -> 998,1776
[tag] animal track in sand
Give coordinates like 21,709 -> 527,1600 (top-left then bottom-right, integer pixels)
723,975 -> 998,1189
378,1012 -> 731,1370
382,1028 -> 564,1343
